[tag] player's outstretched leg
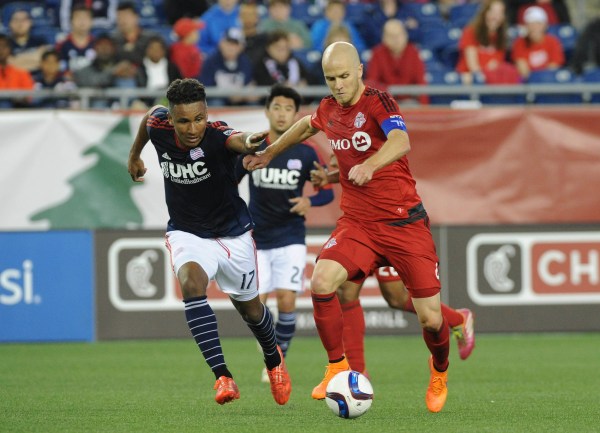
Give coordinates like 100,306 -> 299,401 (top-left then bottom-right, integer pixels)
451,308 -> 475,360
183,296 -> 238,404
245,303 -> 291,405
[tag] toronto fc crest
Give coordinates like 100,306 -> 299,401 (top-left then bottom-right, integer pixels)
354,112 -> 366,128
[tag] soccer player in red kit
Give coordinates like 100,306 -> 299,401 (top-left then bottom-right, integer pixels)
243,42 -> 451,412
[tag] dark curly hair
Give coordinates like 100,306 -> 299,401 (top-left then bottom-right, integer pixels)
166,79 -> 207,110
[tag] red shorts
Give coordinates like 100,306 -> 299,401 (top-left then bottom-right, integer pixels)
374,266 -> 403,283
318,213 -> 440,298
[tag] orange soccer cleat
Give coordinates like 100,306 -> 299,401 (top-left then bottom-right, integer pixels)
267,346 -> 292,405
311,357 -> 350,400
213,376 -> 240,405
425,356 -> 448,413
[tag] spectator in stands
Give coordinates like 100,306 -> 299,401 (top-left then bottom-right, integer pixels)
258,0 -> 312,50
56,4 -> 96,78
111,1 -> 157,66
198,0 -> 241,56
59,0 -> 118,31
169,17 -> 204,79
570,18 -> 600,75
164,0 -> 209,25
254,30 -> 312,87
358,0 -> 402,49
31,49 -> 76,108
324,24 -> 351,48
511,6 -> 564,81
136,36 -> 182,107
310,0 -> 366,54
200,27 -> 256,106
7,8 -> 52,72
0,33 -> 34,108
505,0 -> 570,26
366,19 -> 428,105
456,0 -> 520,84
73,33 -> 135,107
238,1 -> 268,67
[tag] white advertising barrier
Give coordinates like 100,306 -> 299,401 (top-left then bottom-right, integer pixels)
0,109 -> 266,231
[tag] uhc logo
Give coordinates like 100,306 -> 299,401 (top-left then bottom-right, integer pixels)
467,232 -> 600,305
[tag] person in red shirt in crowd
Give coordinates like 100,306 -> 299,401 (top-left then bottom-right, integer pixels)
512,6 -> 564,81
169,17 -> 205,78
456,0 -> 520,84
366,19 -> 428,105
514,0 -> 571,26
244,41 -> 453,413
0,33 -> 34,107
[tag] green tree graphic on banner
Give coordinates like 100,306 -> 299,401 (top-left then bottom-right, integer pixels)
31,118 -> 143,229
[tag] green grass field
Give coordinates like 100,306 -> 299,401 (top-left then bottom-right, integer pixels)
2,333 -> 599,433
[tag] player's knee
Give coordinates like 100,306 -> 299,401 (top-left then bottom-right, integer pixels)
419,313 -> 444,332
311,272 -> 336,295
179,274 -> 207,299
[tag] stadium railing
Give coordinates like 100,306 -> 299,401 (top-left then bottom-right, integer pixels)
1,83 -> 600,109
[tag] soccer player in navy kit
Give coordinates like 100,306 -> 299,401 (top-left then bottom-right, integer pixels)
127,78 -> 291,406
235,84 -> 334,382
244,42 -> 452,412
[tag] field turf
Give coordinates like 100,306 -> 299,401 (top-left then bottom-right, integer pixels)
1,333 -> 599,433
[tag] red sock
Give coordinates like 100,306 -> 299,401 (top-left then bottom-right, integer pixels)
422,316 -> 450,372
311,292 -> 344,361
404,297 -> 464,328
341,299 -> 366,372
441,304 -> 465,328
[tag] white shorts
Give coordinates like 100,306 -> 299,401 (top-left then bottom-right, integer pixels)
257,244 -> 307,294
165,230 -> 258,302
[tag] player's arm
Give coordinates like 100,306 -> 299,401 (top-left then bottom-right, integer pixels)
243,115 -> 319,171
348,129 -> 410,186
311,161 -> 340,186
226,131 -> 270,155
289,187 -> 334,216
128,105 -> 163,182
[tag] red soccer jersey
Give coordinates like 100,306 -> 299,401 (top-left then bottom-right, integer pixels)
511,34 -> 564,71
310,86 -> 422,223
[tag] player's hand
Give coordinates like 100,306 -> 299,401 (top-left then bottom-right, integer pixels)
245,131 -> 269,152
310,161 -> 329,187
348,163 -> 375,186
243,149 -> 272,171
289,196 -> 311,216
128,157 -> 147,182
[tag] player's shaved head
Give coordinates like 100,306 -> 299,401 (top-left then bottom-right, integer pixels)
321,42 -> 364,107
322,41 -> 360,71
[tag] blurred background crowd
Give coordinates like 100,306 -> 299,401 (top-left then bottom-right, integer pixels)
0,0 -> 598,108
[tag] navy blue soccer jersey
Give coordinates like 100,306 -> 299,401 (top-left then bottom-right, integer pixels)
147,107 -> 253,238
236,138 -> 331,249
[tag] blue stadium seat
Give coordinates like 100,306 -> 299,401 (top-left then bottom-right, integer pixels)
582,68 -> 600,103
547,24 -> 578,62
30,25 -> 65,45
151,25 -> 178,46
345,2 -> 370,26
448,3 -> 479,28
528,68 -> 582,104
426,70 -> 472,105
1,1 -> 55,28
290,3 -> 322,28
399,2 -> 444,25
419,25 -> 461,69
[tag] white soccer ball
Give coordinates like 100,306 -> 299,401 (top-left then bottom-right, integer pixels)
325,370 -> 374,419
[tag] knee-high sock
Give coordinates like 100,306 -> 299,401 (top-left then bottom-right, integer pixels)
341,299 -> 366,372
245,304 -> 281,370
184,296 -> 231,379
275,311 -> 296,357
312,292 -> 344,361
423,316 -> 450,372
404,297 -> 465,328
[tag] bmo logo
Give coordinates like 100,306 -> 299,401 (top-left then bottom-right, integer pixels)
467,232 -> 600,305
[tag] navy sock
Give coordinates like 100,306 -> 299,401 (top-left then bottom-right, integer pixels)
275,311 -> 296,357
245,304 -> 280,370
184,296 -> 231,379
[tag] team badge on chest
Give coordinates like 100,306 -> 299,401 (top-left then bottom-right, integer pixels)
190,147 -> 205,160
354,112 -> 366,128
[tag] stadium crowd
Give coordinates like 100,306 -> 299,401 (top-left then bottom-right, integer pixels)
0,0 -> 598,108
